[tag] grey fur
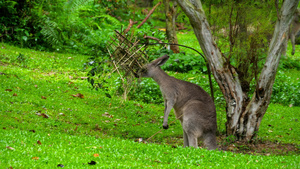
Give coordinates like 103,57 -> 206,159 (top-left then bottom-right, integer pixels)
283,9 -> 300,55
290,9 -> 300,55
141,54 -> 217,150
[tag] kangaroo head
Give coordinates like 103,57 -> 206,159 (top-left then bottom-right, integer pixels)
140,54 -> 169,78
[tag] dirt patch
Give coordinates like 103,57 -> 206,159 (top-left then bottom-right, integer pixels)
216,135 -> 299,155
162,135 -> 299,155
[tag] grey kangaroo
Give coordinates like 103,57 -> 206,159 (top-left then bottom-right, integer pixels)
283,8 -> 300,55
140,54 -> 217,150
290,9 -> 300,55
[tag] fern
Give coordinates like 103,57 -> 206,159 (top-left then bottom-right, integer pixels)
36,0 -> 122,53
66,0 -> 94,13
40,19 -> 63,47
94,14 -> 120,25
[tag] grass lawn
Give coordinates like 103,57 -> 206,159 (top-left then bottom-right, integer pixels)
0,43 -> 299,168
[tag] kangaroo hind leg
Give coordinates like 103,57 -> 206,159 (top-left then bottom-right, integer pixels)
183,130 -> 189,147
187,133 -> 198,148
203,133 -> 218,150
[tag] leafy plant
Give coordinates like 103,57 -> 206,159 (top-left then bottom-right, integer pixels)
271,70 -> 300,106
148,48 -> 207,73
127,78 -> 163,104
279,55 -> 300,70
38,0 -> 122,54
0,0 -> 131,55
0,0 -> 45,48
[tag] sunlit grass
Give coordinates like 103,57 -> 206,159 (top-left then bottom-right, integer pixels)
1,129 -> 299,168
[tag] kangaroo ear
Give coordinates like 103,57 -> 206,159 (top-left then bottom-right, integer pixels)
154,54 -> 169,67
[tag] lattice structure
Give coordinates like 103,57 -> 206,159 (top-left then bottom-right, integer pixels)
107,30 -> 149,78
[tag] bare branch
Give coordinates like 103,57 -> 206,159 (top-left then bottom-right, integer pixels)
143,35 -> 163,43
124,19 -> 137,33
136,1 -> 162,28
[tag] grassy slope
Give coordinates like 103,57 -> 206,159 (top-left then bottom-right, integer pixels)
0,44 -> 299,168
1,130 -> 298,168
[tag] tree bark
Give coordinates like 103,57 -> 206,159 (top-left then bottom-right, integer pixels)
176,0 -> 299,141
164,0 -> 180,53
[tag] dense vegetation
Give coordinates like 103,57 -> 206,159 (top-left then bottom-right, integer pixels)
0,0 -> 299,168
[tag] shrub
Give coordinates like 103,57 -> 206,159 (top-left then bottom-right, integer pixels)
148,48 -> 207,73
279,55 -> 300,70
128,78 -> 163,104
271,70 -> 300,106
0,0 -> 130,54
0,0 -> 46,49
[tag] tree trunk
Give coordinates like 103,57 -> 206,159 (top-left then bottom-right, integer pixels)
164,0 -> 180,53
176,0 -> 299,141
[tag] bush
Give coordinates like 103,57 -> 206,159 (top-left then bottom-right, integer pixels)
148,48 -> 207,73
0,0 -> 130,55
0,0 -> 46,49
271,70 -> 300,106
279,55 -> 300,70
128,78 -> 163,104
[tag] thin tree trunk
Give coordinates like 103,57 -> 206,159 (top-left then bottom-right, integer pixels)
176,0 -> 299,141
164,0 -> 180,53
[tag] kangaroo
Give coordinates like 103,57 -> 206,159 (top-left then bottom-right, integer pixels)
283,8 -> 300,56
290,9 -> 300,55
140,54 -> 218,150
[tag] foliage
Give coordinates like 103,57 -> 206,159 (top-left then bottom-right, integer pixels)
274,56 -> 300,106
147,48 -> 207,73
38,0 -> 124,55
279,55 -> 300,70
272,70 -> 300,106
0,0 -> 131,55
127,78 -> 163,104
0,0 -> 47,49
205,0 -> 277,94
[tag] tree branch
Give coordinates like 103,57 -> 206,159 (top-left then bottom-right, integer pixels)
143,35 -> 163,43
136,1 -> 162,28
124,19 -> 137,33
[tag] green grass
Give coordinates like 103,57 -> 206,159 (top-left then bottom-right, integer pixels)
0,43 -> 299,168
259,104 -> 300,144
177,31 -> 203,55
1,130 -> 299,168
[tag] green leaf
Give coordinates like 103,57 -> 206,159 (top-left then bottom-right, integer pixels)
22,36 -> 28,42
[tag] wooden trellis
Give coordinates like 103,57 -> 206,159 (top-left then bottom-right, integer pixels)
105,30 -> 149,101
106,30 -> 149,79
